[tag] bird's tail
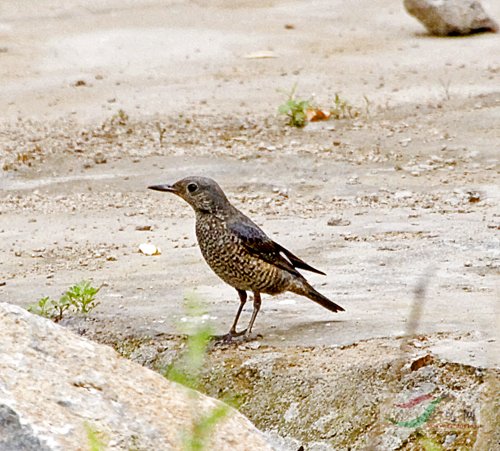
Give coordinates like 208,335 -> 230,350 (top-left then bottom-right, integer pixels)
291,282 -> 345,313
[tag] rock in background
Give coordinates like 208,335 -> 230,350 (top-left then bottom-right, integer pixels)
404,0 -> 499,35
0,303 -> 273,451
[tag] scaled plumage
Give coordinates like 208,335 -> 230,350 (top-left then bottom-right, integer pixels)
149,176 -> 344,338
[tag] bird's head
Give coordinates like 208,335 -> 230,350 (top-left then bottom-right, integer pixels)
148,176 -> 230,214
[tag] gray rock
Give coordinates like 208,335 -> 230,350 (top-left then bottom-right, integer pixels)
404,0 -> 499,36
0,405 -> 51,451
444,433 -> 457,446
0,302 -> 273,451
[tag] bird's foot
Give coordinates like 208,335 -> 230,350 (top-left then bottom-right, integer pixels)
211,329 -> 261,345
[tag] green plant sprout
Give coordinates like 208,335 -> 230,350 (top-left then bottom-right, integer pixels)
278,84 -> 311,127
61,280 -> 101,314
155,121 -> 167,146
27,280 -> 101,322
279,86 -> 361,127
163,294 -> 231,451
109,109 -> 129,126
84,422 -> 107,451
164,295 -> 214,390
330,93 -> 359,119
182,404 -> 229,451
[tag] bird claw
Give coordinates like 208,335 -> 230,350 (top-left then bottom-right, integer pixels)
211,329 -> 257,345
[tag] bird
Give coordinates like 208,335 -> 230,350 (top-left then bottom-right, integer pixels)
148,176 -> 344,339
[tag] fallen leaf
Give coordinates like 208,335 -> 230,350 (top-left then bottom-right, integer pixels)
306,108 -> 331,122
243,51 -> 278,59
135,225 -> 153,231
467,191 -> 481,203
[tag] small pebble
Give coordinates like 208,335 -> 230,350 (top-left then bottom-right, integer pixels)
327,216 -> 351,226
93,152 -> 107,164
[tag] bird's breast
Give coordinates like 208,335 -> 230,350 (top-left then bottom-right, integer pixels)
195,217 -> 242,267
194,215 -> 291,293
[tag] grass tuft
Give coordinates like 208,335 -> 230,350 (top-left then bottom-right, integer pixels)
27,280 -> 101,322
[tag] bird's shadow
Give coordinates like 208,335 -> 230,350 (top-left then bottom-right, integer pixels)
271,318 -> 344,335
208,319 -> 344,347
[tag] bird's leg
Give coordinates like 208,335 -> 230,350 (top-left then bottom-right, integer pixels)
245,292 -> 262,336
228,289 -> 247,336
212,290 -> 247,344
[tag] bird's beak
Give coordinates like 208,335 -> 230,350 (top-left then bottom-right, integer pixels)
148,184 -> 177,193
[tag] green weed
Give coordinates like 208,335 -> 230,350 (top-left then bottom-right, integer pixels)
110,109 -> 129,126
84,422 -> 107,451
155,121 -> 168,147
330,93 -> 359,119
164,295 -> 213,390
183,404 -> 230,451
279,86 -> 361,127
28,296 -> 54,318
278,84 -> 310,128
27,280 -> 101,322
163,295 -> 231,451
61,280 -> 100,314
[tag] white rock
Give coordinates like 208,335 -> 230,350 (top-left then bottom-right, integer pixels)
138,242 -> 161,256
404,0 -> 499,36
0,303 -> 273,451
394,190 -> 413,199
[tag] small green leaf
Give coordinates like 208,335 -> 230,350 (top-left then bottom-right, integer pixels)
84,422 -> 107,451
26,281 -> 101,322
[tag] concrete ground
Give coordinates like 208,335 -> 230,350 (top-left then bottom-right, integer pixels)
1,0 -> 499,368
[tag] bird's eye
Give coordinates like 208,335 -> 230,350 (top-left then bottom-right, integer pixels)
187,183 -> 198,193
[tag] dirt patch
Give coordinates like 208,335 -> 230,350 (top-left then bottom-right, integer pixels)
1,101 -> 498,351
0,0 -> 499,449
69,318 -> 499,450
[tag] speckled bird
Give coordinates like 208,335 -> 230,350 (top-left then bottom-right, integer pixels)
148,176 -> 344,338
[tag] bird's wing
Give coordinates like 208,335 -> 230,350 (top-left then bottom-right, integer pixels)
228,220 -> 326,276
275,242 -> 326,275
